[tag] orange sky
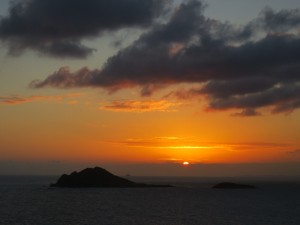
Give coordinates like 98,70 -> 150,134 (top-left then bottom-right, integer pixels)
1,89 -> 300,169
0,0 -> 300,176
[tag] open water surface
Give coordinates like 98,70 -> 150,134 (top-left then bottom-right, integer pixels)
0,176 -> 299,225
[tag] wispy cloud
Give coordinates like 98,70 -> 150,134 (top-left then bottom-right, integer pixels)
110,137 -> 220,149
0,93 -> 84,105
287,149 -> 300,154
231,108 -> 262,117
99,99 -> 182,112
0,95 -> 60,105
107,136 -> 289,152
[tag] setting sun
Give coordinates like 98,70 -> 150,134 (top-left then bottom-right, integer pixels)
1,0 -> 300,224
0,0 -> 299,178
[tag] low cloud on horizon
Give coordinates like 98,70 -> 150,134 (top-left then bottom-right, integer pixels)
1,0 -> 300,116
1,160 -> 300,176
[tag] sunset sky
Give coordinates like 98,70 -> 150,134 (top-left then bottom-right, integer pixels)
1,0 -> 300,176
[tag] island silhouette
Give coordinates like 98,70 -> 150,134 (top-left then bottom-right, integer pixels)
212,182 -> 257,189
50,167 -> 172,188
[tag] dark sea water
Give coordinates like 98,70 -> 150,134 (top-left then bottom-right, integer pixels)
0,176 -> 300,225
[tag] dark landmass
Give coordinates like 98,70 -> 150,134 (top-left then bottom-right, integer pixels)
50,167 -> 172,188
212,182 -> 257,189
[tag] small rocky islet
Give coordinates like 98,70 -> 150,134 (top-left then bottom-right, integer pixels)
50,167 -> 172,188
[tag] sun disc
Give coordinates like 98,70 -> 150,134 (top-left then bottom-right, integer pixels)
183,161 -> 189,165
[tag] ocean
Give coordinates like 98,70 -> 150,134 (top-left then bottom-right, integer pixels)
0,176 -> 299,225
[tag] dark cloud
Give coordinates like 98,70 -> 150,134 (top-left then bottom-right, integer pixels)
31,0 -> 300,115
258,7 -> 300,32
208,83 -> 300,111
272,99 -> 300,114
164,88 -> 202,100
200,78 -> 275,99
0,0 -> 166,58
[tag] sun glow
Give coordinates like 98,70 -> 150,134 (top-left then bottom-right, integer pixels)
183,161 -> 190,165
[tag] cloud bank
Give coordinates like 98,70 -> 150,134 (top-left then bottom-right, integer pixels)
0,0 -> 166,58
5,0 -> 300,115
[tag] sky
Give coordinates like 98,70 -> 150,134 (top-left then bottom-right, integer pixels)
0,0 -> 300,176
